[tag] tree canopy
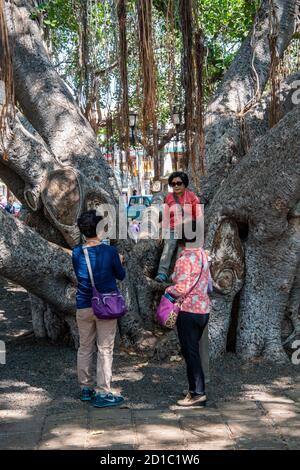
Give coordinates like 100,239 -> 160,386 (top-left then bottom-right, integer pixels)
30,1 -> 259,137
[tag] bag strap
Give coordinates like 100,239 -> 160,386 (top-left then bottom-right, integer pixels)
83,247 -> 96,288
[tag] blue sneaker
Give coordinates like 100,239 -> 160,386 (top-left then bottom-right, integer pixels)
80,387 -> 95,402
155,273 -> 168,283
93,392 -> 124,408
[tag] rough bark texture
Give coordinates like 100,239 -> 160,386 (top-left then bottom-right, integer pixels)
0,209 -> 76,313
0,0 -> 299,363
205,103 -> 300,362
243,71 -> 300,151
201,0 -> 298,202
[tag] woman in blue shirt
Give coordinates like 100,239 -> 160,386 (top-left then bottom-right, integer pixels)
72,210 -> 126,408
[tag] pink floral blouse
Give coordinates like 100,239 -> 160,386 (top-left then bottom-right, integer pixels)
165,247 -> 211,314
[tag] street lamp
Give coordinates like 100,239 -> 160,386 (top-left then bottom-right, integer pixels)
0,80 -> 5,105
171,106 -> 181,128
129,110 -> 137,146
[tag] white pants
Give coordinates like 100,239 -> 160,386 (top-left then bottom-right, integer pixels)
76,308 -> 117,393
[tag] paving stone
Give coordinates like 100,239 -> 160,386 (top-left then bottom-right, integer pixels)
133,411 -> 184,448
39,415 -> 89,450
187,440 -> 236,451
89,418 -> 132,431
0,431 -> 41,450
182,421 -> 231,438
89,444 -> 136,450
89,408 -> 131,422
261,402 -> 300,416
226,420 -> 278,442
39,431 -> 87,449
173,407 -> 220,418
219,409 -> 264,422
216,401 -> 259,411
181,417 -> 232,450
46,409 -> 88,422
135,422 -> 185,448
86,429 -> 137,449
89,421 -> 132,432
42,418 -> 88,435
286,440 -> 300,450
0,409 -> 38,423
236,439 -> 287,450
249,392 -> 295,404
134,410 -> 178,423
260,403 -> 300,431
226,419 -> 272,433
181,413 -> 228,426
268,415 -> 300,427
276,426 -> 300,441
0,416 -> 44,434
137,444 -> 186,450
285,391 -> 300,403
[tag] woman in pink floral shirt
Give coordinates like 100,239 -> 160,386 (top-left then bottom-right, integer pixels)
165,235 -> 211,407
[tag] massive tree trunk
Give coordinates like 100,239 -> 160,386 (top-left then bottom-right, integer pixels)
205,103 -> 300,362
1,0 -> 300,363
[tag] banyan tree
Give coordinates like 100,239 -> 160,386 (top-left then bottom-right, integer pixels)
0,0 -> 300,364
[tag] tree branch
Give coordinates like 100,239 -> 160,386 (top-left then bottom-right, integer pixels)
0,209 -> 76,314
208,0 -> 298,116
205,103 -> 300,250
0,110 -> 59,209
242,70 -> 300,152
202,0 -> 299,203
95,60 -> 119,77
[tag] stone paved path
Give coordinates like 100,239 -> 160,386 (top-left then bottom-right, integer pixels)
1,388 -> 300,450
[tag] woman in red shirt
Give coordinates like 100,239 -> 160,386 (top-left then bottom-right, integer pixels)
155,172 -> 201,282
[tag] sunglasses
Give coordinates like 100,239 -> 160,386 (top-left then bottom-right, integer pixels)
170,181 -> 183,187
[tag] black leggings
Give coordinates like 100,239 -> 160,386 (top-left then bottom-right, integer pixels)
177,312 -> 209,395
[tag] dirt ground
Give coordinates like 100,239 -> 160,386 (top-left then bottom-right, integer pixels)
0,276 -> 299,415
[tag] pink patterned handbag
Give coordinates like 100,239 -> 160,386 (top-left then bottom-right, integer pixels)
156,294 -> 181,329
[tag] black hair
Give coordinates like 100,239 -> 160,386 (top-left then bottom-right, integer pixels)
168,171 -> 189,188
77,210 -> 103,238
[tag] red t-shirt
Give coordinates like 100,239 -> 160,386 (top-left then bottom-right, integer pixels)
162,189 -> 201,230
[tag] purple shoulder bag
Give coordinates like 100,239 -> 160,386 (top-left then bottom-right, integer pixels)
83,247 -> 127,320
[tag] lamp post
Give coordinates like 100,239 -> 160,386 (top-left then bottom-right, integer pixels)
171,106 -> 181,171
0,80 -> 5,105
129,110 -> 137,146
171,106 -> 181,133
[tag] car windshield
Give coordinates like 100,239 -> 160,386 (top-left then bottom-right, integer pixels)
129,197 -> 144,206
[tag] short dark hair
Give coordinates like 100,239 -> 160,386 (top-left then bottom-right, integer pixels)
168,171 -> 189,188
77,210 -> 103,238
